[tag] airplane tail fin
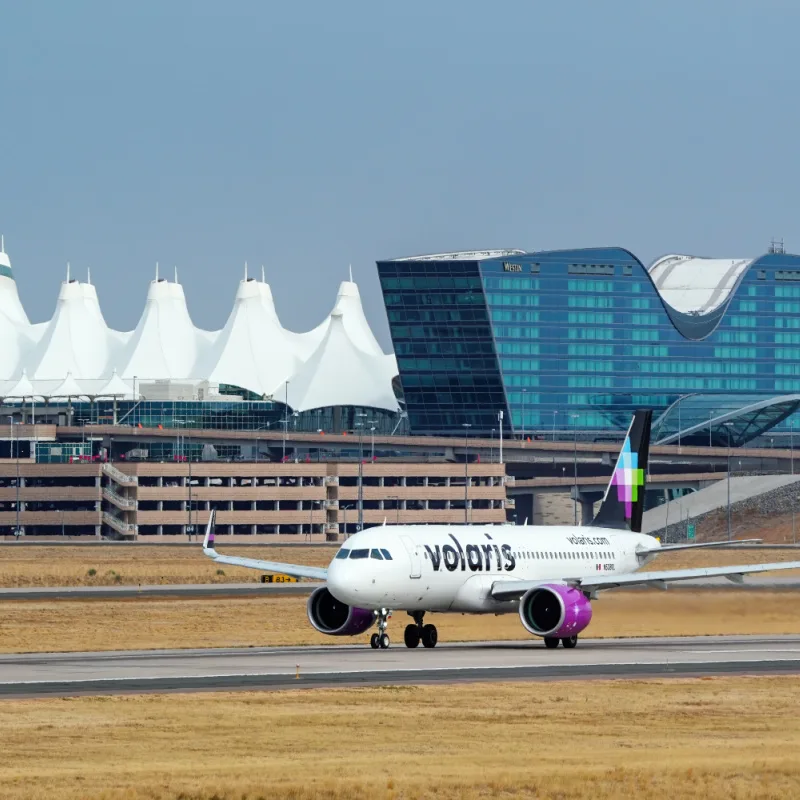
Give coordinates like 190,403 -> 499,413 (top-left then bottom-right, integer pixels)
590,409 -> 652,533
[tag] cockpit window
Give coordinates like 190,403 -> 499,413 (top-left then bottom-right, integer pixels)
380,549 -> 392,560
370,549 -> 384,560
349,549 -> 369,559
335,549 -> 350,560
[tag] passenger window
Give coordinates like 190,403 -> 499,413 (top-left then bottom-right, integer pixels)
370,549 -> 384,560
380,549 -> 392,560
349,549 -> 369,559
335,549 -> 350,560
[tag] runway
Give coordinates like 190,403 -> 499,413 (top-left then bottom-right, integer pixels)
3,576 -> 800,601
1,635 -> 799,697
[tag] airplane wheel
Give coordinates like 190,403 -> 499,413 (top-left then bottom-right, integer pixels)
421,624 -> 438,648
379,633 -> 390,649
544,637 -> 560,649
561,636 -> 578,649
370,633 -> 380,649
404,624 -> 421,648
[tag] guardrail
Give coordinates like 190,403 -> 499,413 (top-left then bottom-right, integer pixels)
102,511 -> 137,534
101,486 -> 137,510
102,463 -> 138,485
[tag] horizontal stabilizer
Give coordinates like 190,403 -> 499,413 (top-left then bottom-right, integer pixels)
639,538 -> 763,555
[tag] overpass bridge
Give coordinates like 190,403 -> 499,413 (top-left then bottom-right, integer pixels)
35,425 -> 797,472
508,472 -> 727,526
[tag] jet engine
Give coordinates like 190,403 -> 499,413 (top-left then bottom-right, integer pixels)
518,584 -> 592,638
306,586 -> 375,636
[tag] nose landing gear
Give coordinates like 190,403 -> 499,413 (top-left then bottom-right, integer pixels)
370,609 -> 391,649
404,611 -> 438,648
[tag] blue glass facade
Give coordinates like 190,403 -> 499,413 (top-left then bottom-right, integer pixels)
378,248 -> 800,444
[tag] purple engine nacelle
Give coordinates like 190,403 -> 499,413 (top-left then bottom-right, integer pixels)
519,584 -> 593,639
306,586 -> 375,636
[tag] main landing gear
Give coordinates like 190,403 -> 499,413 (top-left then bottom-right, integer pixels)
404,611 -> 437,649
543,635 -> 579,649
370,609 -> 391,649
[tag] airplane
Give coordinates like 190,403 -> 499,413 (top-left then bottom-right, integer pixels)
203,410 -> 800,650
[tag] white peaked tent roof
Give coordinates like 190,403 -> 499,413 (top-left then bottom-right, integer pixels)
0,247 -> 30,326
332,279 -> 384,357
29,279 -> 114,380
119,278 -> 209,381
4,370 -> 36,398
0,247 -> 398,410
203,278 -> 300,397
286,279 -> 386,360
49,372 -> 86,398
274,312 -> 400,413
96,370 -> 134,398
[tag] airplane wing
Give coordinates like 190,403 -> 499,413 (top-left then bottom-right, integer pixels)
202,510 -> 329,582
490,559 -> 800,602
638,538 -> 762,555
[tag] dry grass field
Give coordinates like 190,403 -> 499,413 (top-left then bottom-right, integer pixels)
0,541 -> 798,588
1,590 -> 798,653
0,545 -> 333,587
1,677 -> 799,799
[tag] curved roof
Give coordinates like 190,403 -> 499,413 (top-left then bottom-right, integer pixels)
654,393 -> 800,447
647,255 -> 754,315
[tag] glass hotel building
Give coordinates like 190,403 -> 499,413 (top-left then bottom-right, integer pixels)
377,247 -> 800,446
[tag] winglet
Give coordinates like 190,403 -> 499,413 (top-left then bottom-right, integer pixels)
203,509 -> 217,555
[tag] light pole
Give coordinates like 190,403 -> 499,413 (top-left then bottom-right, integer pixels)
677,396 -> 682,450
521,389 -> 527,441
725,422 -> 734,541
282,381 -> 289,462
370,425 -> 375,462
341,504 -> 353,538
356,412 -> 367,531
552,410 -> 557,442
571,414 -> 579,526
791,420 -> 795,476
389,496 -> 400,525
498,410 -> 504,465
308,500 -> 317,541
9,416 -> 20,538
462,423 -> 471,524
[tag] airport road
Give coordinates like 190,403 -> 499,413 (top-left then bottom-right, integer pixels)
1,635 -> 799,697
3,576 -> 800,601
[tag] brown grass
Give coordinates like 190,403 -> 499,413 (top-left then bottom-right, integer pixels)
0,540 -> 798,588
1,677 -> 799,799
1,590 -> 799,653
0,545 -> 333,587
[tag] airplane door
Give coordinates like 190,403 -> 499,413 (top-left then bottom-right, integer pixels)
401,535 -> 422,579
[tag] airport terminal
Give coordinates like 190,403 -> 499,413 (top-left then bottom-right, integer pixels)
4,241 -> 800,538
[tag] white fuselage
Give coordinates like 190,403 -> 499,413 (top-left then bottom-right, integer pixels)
326,524 -> 659,613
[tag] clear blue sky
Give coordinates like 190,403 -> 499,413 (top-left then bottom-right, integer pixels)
1,0 -> 798,346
